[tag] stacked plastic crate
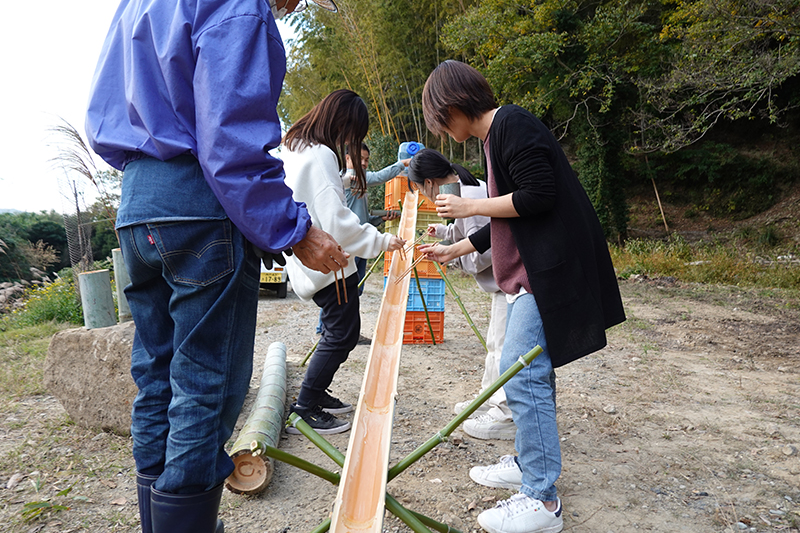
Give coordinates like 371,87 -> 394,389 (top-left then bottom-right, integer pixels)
383,171 -> 446,344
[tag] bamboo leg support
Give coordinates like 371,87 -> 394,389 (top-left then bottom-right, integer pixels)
358,251 -> 385,290
433,261 -> 486,351
275,346 -> 542,533
300,337 -> 320,367
413,267 -> 436,345
388,345 -> 542,480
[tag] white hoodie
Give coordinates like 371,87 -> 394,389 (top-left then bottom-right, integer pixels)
281,143 -> 395,300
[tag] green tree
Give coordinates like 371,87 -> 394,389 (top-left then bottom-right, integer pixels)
443,0 -> 662,239
637,0 -> 800,153
0,226 -> 30,282
281,0 -> 473,149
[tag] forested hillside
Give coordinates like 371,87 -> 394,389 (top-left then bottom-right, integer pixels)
280,0 -> 800,242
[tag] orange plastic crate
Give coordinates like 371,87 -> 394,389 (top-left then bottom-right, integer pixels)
403,310 -> 444,344
384,175 -> 437,212
383,250 -> 445,279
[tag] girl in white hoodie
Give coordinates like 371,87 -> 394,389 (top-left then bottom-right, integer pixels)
281,89 -> 405,434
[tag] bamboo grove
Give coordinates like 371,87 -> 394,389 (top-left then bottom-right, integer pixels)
279,0 -> 800,241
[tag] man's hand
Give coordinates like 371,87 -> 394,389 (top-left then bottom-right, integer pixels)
292,226 -> 349,274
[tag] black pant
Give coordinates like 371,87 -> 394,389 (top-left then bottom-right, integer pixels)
298,273 -> 360,408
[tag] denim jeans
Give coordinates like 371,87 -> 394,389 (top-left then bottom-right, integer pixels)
119,219 -> 260,494
499,292 -> 561,502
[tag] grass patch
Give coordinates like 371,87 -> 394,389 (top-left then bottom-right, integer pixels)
611,234 -> 800,289
0,322 -> 72,400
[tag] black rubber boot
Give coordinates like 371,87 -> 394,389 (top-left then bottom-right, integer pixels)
151,483 -> 225,533
136,472 -> 159,533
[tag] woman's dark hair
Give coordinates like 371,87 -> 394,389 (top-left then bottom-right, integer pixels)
422,60 -> 496,137
283,89 -> 369,195
407,148 -> 479,189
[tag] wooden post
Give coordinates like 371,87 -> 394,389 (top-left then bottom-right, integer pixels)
78,269 -> 117,329
112,248 -> 132,323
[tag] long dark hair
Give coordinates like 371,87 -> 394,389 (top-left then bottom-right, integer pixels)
422,60 -> 496,137
407,149 -> 479,189
283,89 -> 369,195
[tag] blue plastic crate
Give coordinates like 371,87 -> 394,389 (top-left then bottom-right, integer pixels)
385,277 -> 446,312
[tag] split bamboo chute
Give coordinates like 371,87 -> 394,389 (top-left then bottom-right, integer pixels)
226,190 -> 546,532
329,190 -> 419,533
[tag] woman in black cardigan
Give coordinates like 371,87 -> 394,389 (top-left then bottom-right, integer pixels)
418,60 -> 625,533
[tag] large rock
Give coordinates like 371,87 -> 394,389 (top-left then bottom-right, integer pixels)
44,321 -> 137,435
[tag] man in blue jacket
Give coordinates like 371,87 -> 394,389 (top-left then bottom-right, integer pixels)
85,1 -> 345,532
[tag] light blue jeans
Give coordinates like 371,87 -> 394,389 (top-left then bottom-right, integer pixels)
499,292 -> 561,502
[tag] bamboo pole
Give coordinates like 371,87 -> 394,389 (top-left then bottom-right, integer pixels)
300,337 -> 320,367
225,342 -> 287,494
388,345 -> 542,481
280,343 -> 542,533
358,251 -> 384,290
78,269 -> 116,329
262,445 -> 340,486
412,267 -> 436,345
433,261 -> 486,350
285,414 -> 439,533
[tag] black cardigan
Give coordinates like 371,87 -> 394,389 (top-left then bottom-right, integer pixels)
469,105 -> 625,367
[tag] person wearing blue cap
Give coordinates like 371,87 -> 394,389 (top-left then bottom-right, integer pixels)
85,0 -> 344,531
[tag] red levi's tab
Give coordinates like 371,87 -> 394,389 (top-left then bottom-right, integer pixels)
147,235 -> 155,245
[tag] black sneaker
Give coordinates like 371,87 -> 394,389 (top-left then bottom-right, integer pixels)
318,390 -> 354,414
286,403 -> 351,435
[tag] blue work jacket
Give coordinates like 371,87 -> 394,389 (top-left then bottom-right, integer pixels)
85,0 -> 310,253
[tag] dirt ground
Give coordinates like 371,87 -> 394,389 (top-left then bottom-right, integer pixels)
1,266 -> 799,533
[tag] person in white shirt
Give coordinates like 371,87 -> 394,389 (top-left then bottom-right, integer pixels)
281,89 -> 405,434
408,148 -> 515,441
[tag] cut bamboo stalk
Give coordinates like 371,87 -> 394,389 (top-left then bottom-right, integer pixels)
330,190 -> 418,533
225,342 -> 287,494
78,269 -> 117,329
433,261 -> 486,350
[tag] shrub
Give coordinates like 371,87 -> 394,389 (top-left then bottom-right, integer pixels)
611,235 -> 800,290
1,277 -> 83,331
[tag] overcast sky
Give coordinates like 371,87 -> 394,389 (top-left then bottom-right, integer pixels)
0,2 -> 295,214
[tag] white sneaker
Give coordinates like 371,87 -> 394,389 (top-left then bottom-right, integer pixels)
478,494 -> 563,533
464,413 -> 516,440
469,455 -> 523,490
454,398 -> 490,418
